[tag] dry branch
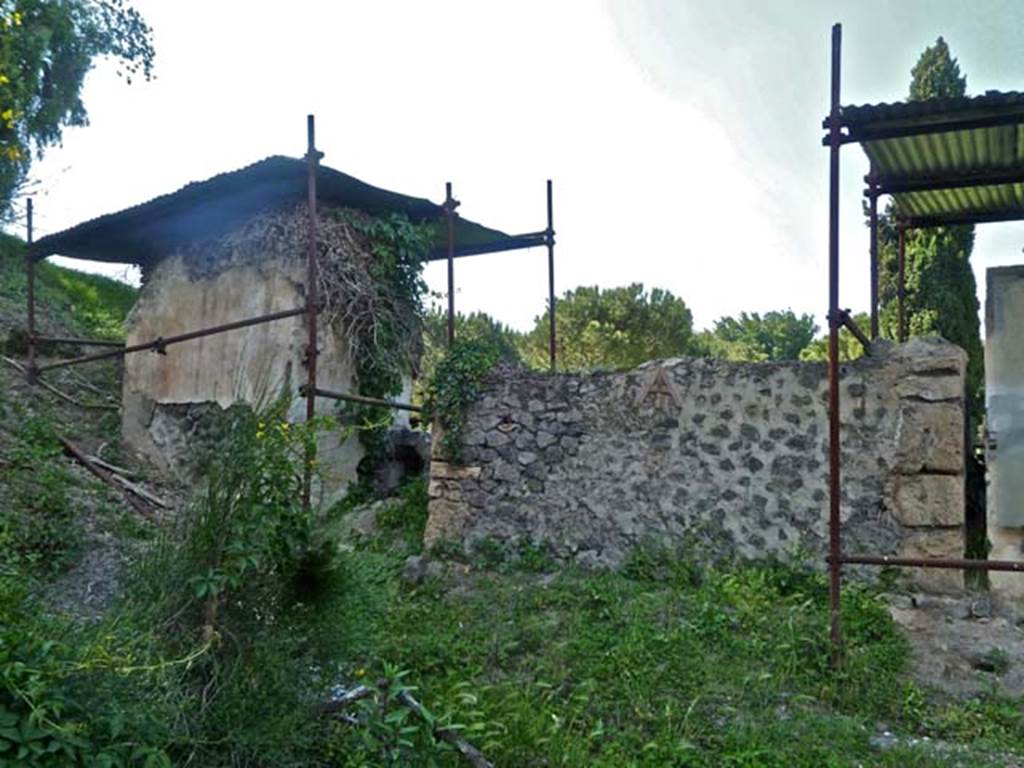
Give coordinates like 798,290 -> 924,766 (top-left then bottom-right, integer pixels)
55,432 -> 157,521
321,682 -> 494,768
85,455 -> 137,479
317,684 -> 375,715
395,689 -> 495,768
106,471 -> 172,509
180,206 -> 422,381
1,355 -> 119,411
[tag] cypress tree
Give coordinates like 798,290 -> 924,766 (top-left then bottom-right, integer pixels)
875,38 -> 984,421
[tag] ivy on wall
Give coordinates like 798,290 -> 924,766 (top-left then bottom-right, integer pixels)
422,340 -> 501,463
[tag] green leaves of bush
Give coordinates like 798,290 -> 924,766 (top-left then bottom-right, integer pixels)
422,340 -> 500,462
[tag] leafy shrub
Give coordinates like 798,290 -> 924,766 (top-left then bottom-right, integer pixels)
422,340 -> 500,462
0,410 -> 78,575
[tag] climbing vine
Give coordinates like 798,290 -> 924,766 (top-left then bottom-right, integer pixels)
318,209 -> 434,462
422,340 -> 501,462
178,205 -> 434,468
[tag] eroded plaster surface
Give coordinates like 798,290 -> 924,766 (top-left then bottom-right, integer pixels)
120,213 -> 408,503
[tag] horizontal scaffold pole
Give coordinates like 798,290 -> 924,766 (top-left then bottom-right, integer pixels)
833,554 -> 1024,572
305,386 -> 422,413
34,306 -> 307,373
33,335 -> 126,348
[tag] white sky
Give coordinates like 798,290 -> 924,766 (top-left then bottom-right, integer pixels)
14,0 -> 1024,333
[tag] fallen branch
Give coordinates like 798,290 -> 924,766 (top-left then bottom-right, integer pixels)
106,470 -> 172,509
1,356 -> 119,411
395,689 -> 495,768
320,682 -> 493,768
63,368 -> 117,399
55,432 -> 157,521
85,454 -> 137,479
318,684 -> 375,715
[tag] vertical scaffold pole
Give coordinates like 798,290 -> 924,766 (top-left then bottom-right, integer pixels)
445,182 -> 456,347
897,225 -> 907,343
303,115 -> 321,512
546,180 -> 556,371
26,198 -> 35,384
868,182 -> 879,340
826,22 -> 844,666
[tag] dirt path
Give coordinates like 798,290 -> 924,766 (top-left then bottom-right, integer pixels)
889,591 -> 1024,699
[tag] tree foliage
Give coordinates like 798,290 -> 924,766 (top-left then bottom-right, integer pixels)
520,283 -> 694,371
421,307 -> 521,376
798,312 -> 871,363
875,37 -> 983,416
0,0 -> 154,216
695,310 -> 818,362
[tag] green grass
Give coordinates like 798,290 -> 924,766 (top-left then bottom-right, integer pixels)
0,233 -> 136,340
318,551 -> 1022,767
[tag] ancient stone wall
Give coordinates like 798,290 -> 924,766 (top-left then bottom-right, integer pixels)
426,338 -> 967,589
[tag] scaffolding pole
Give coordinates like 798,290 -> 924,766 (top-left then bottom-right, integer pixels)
25,198 -> 35,383
445,182 -> 457,346
303,115 -> 322,512
826,21 -> 844,665
34,307 -> 307,373
897,224 -> 907,342
867,181 -> 879,339
547,180 -> 556,371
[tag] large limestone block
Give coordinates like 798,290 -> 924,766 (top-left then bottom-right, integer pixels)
894,337 -> 968,378
423,497 -> 472,546
887,474 -> 964,527
895,402 -> 964,474
895,375 -> 964,402
900,527 -> 964,593
430,461 -> 482,480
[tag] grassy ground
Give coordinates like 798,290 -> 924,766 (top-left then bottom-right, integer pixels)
0,233 -> 136,341
313,528 -> 1022,768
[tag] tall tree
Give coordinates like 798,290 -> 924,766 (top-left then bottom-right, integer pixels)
798,312 -> 870,363
696,310 -> 818,362
0,0 -> 155,217
418,307 -> 522,385
520,283 -> 694,371
875,37 -> 983,417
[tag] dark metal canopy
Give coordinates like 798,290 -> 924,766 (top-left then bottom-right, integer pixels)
30,155 -> 541,265
822,90 -> 1024,227
821,25 -> 1024,666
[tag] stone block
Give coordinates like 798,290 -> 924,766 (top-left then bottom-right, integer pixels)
895,402 -> 964,474
430,461 -> 481,480
887,474 -> 964,527
899,527 -> 964,593
896,337 -> 967,378
423,497 -> 471,545
895,375 -> 963,402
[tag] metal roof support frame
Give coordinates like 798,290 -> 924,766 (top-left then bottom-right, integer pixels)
25,199 -> 35,384
18,116 -> 562,520
445,182 -> 458,347
826,22 -> 844,666
867,180 -> 880,339
302,115 -> 322,513
547,180 -> 556,371
822,23 -> 1024,667
897,224 -> 907,343
33,306 -> 308,373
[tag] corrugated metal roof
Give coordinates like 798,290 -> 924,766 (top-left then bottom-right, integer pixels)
31,156 -> 530,264
831,91 -> 1024,226
840,90 -> 1024,130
